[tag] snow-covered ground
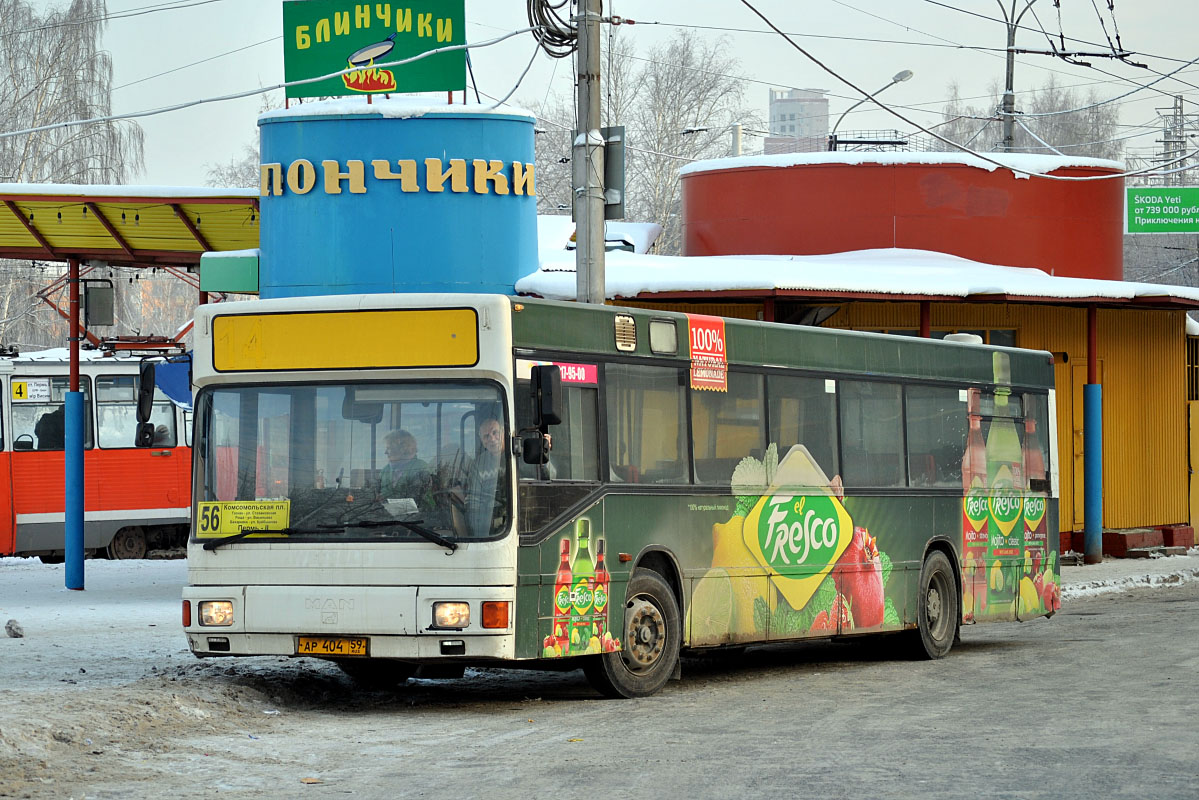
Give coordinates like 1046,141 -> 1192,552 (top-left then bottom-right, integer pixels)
1060,548 -> 1199,599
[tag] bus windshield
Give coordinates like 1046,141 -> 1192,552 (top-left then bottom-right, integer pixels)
195,381 -> 507,541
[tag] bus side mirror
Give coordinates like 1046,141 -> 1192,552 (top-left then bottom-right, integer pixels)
522,435 -> 550,465
136,361 -> 156,424
530,365 -> 562,430
135,422 -> 156,448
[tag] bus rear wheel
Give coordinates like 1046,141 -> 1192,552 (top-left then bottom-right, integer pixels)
106,526 -> 147,560
583,569 -> 680,699
909,550 -> 958,659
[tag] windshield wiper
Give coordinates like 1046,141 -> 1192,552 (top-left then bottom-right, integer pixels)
201,527 -> 324,552
341,518 -> 459,552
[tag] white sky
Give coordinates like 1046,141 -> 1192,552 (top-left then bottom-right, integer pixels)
24,0 -> 1199,186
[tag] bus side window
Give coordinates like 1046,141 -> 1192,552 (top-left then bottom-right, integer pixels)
839,380 -> 905,488
605,363 -> 689,485
691,371 -> 765,485
904,385 -> 967,488
767,374 -> 839,482
515,380 -> 599,482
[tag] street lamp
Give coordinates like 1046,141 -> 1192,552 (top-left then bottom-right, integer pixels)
828,69 -> 914,151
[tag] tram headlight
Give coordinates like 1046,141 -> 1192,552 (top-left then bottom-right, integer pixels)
432,601 -> 470,629
198,600 -> 235,626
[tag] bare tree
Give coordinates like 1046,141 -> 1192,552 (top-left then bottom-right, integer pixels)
530,31 -> 757,255
204,94 -> 282,188
0,0 -> 143,183
0,0 -> 147,350
935,77 -> 1123,159
204,142 -> 260,188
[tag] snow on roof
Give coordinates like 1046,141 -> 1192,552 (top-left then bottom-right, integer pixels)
517,246 -> 1199,307
201,248 -> 260,259
5,347 -> 142,363
0,183 -> 258,198
537,215 -> 664,256
259,95 -> 535,123
1188,316 -> 1199,336
680,151 -> 1124,181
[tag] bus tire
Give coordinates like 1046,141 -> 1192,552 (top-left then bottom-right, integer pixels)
909,550 -> 958,659
583,569 -> 680,699
336,658 -> 417,688
106,526 -> 147,560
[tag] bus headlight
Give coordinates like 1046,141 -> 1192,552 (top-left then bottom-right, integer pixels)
432,601 -> 470,629
198,600 -> 235,626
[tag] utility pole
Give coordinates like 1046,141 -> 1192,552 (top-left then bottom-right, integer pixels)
1000,1 -> 1039,152
574,0 -> 605,305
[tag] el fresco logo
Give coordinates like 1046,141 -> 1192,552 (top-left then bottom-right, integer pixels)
1023,495 -> 1046,529
964,491 -> 988,531
743,493 -> 853,611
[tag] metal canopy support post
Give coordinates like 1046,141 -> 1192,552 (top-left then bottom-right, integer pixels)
920,301 -> 931,337
65,258 -> 85,590
1084,304 -> 1103,565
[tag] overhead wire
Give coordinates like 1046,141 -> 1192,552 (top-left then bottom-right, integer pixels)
736,0 -> 1199,182
0,0 -> 233,38
0,27 -> 538,142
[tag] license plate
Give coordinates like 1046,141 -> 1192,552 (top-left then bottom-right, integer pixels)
296,636 -> 369,656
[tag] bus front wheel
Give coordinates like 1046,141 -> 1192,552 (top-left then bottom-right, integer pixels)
909,550 -> 958,659
583,569 -> 680,699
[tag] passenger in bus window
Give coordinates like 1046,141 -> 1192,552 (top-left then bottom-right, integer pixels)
462,417 -> 509,536
35,406 -> 64,450
379,429 -> 432,506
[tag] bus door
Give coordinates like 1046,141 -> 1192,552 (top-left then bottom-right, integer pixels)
8,376 -> 97,554
95,374 -> 185,514
0,377 -> 14,555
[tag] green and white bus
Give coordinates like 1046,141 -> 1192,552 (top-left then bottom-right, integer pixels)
181,293 -> 1059,698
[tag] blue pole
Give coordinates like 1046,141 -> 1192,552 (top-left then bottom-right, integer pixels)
64,390 -> 85,589
1083,383 -> 1103,565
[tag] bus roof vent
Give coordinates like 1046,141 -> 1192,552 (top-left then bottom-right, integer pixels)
614,314 -> 637,352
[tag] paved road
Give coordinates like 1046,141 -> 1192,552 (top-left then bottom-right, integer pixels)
4,574 -> 1193,800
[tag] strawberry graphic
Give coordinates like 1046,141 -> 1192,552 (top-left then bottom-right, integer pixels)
809,593 -> 855,633
834,526 -> 885,629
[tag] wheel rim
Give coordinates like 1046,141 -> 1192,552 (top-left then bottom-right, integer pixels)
623,595 -> 666,673
925,571 -> 952,642
108,528 -> 146,560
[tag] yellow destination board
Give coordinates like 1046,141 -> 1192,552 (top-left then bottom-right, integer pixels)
212,308 -> 478,372
196,500 -> 291,537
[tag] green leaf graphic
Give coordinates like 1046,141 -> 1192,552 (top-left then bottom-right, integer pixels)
879,550 -> 892,586
883,598 -> 901,627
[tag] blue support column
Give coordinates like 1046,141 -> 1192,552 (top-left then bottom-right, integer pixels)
1083,383 -> 1103,565
64,390 -> 85,589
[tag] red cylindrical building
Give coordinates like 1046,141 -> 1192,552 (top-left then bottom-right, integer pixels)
680,153 -> 1125,280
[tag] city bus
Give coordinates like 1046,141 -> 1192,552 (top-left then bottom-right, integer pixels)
0,349 -> 192,560
180,294 -> 1059,698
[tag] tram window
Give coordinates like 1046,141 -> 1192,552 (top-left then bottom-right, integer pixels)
767,374 -> 840,483
905,385 -> 966,487
96,375 -> 176,448
605,363 -> 689,484
692,371 -> 765,485
10,377 -> 94,450
839,380 -> 904,488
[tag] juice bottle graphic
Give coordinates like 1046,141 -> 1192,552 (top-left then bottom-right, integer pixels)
961,388 -> 988,621
985,353 -> 1024,613
552,538 -> 573,653
1021,412 -> 1049,609
593,538 -> 610,640
569,519 -> 596,655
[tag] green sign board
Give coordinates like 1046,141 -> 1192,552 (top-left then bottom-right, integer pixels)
1126,186 -> 1199,234
282,0 -> 465,100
